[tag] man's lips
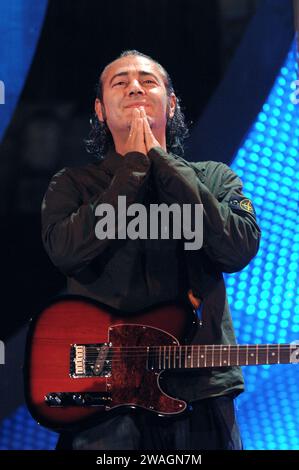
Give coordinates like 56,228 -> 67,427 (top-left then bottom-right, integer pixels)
124,103 -> 149,108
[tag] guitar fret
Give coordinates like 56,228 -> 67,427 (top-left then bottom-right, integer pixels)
278,344 -> 280,364
163,346 -> 166,369
212,345 -> 214,367
240,345 -> 247,366
197,345 -> 200,367
280,344 -> 292,363
159,346 -> 161,370
173,347 -> 175,368
192,346 -> 194,368
214,346 -> 220,367
247,346 -> 255,365
224,346 -> 229,365
256,344 -> 258,365
146,346 -> 149,370
199,346 -> 204,367
204,345 -> 207,368
269,345 -> 277,364
246,345 -> 248,365
220,345 -> 222,366
179,346 -> 182,369
165,345 -> 167,369
185,346 -> 187,368
166,345 -> 168,369
186,346 -> 189,368
266,344 -> 269,364
231,345 -> 237,366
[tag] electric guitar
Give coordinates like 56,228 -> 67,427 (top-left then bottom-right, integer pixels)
24,296 -> 299,431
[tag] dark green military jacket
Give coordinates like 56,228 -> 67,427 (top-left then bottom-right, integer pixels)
41,147 -> 261,402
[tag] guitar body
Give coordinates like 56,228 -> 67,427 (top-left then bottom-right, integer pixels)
24,296 -> 196,431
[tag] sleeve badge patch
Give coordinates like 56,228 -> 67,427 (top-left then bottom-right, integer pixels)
229,195 -> 256,217
240,198 -> 254,214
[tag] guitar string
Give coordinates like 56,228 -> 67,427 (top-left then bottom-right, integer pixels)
83,353 -> 294,361
37,338 -> 298,351
82,345 -> 294,354
81,347 -> 295,363
71,344 -> 294,350
82,351 -> 295,361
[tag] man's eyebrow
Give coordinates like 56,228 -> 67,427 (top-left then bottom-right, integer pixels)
109,71 -> 129,85
139,71 -> 161,81
109,70 -> 161,85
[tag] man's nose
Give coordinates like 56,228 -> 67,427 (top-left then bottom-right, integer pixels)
128,80 -> 145,96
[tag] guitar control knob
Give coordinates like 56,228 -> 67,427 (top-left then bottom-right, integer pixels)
54,394 -> 62,405
72,393 -> 85,405
45,393 -> 62,406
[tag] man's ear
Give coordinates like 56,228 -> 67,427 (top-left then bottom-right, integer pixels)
168,93 -> 176,119
95,98 -> 105,122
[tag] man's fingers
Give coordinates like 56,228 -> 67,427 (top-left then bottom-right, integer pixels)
140,108 -> 152,133
139,108 -> 152,145
134,118 -> 145,144
128,114 -> 136,139
142,115 -> 161,152
128,108 -> 141,139
140,108 -> 154,137
123,108 -> 148,154
139,107 -> 146,118
142,115 -> 155,148
143,118 -> 150,148
143,116 -> 152,134
129,117 -> 145,150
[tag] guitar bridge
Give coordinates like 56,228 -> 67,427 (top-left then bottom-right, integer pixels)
70,343 -> 112,378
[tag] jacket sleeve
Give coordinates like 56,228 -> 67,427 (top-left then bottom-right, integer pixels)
148,147 -> 261,273
41,152 -> 151,276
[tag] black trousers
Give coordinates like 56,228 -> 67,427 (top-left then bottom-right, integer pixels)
56,395 -> 243,450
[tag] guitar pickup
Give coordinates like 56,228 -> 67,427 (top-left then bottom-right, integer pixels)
70,343 -> 112,378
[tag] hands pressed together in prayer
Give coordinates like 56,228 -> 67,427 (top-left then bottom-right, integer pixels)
123,107 -> 161,156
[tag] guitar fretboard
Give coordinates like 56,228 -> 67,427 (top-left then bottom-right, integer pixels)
146,344 -> 299,370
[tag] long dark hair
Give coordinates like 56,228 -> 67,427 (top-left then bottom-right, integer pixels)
85,50 -> 189,159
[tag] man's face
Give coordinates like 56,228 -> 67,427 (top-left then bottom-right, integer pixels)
95,55 -> 176,135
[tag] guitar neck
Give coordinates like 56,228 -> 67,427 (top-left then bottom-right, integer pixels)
147,344 -> 299,370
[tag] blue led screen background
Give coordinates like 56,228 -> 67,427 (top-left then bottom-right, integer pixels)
0,0 -> 48,141
229,42 -> 299,450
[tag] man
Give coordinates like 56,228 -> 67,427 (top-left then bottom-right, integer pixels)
41,50 -> 261,450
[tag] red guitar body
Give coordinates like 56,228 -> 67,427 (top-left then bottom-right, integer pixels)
24,296 -> 195,431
